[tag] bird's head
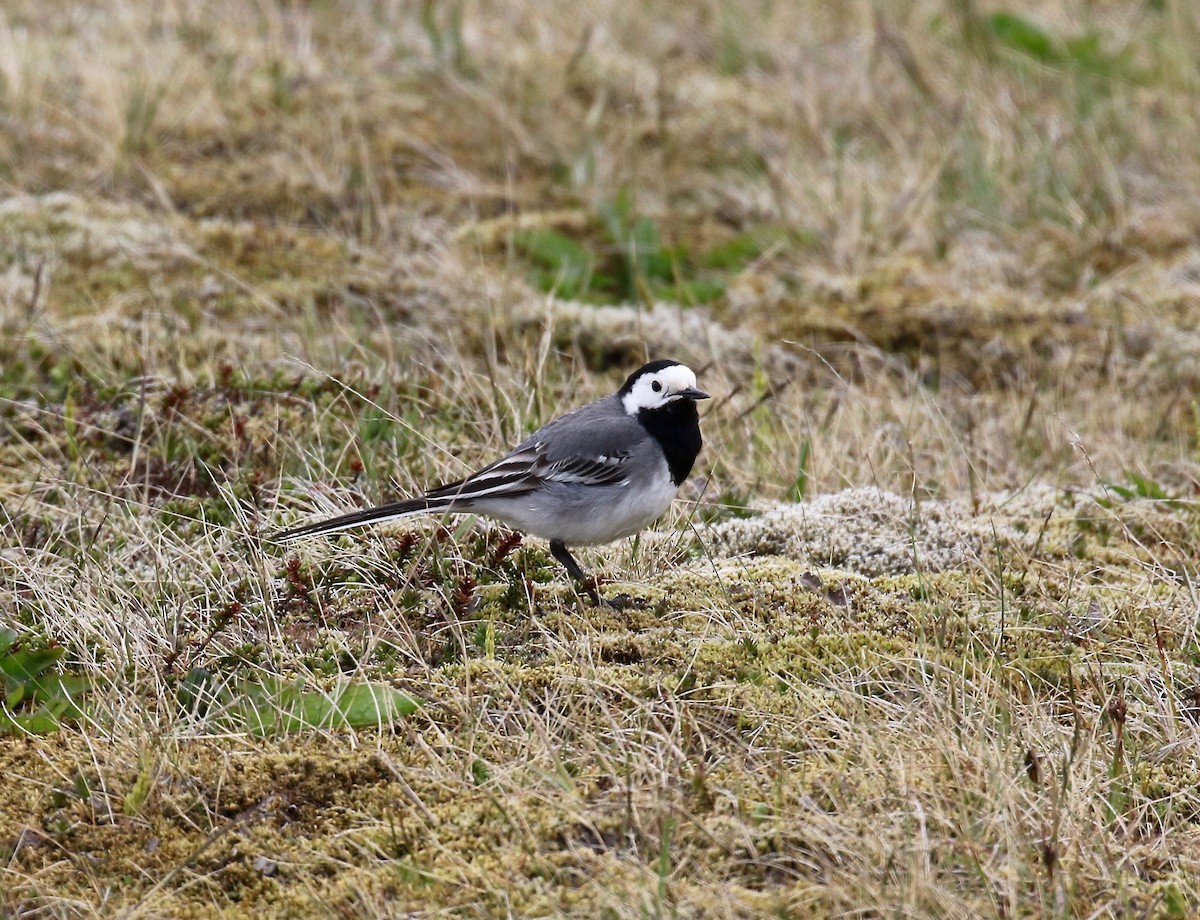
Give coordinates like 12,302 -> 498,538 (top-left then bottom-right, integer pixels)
618,360 -> 710,415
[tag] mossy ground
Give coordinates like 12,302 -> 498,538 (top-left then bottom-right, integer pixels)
4,1 -> 1200,917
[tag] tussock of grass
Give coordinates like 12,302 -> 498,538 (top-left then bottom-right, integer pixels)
4,0 -> 1200,916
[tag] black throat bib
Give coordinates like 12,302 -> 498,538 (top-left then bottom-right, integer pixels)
636,400 -> 703,486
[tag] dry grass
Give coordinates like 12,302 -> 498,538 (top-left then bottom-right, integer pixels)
3,0 -> 1200,916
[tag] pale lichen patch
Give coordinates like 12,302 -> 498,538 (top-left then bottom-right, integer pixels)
706,487 -> 1039,576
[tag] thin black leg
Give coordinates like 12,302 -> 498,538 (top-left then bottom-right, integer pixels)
549,539 -> 603,605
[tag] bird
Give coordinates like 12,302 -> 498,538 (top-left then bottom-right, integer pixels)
273,360 -> 709,605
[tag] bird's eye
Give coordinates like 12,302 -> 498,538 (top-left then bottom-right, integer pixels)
651,381 -> 662,392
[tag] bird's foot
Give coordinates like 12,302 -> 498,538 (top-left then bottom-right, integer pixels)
572,577 -> 626,609
577,578 -> 649,610
578,578 -> 607,607
599,592 -> 649,611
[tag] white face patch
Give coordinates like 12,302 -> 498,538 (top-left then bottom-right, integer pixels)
621,364 -> 700,414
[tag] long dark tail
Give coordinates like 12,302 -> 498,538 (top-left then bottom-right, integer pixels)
272,495 -> 455,542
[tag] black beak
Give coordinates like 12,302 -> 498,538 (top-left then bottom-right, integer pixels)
679,386 -> 710,400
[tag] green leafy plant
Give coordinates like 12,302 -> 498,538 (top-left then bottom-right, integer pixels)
516,227 -> 597,299
419,0 -> 475,75
1099,472 -> 1184,509
179,668 -> 419,736
988,12 -> 1133,75
596,189 -> 685,303
0,627 -> 89,734
785,440 -> 812,502
962,8 -> 1140,81
513,190 -> 785,306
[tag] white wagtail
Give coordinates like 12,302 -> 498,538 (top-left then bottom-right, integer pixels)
275,360 -> 709,604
